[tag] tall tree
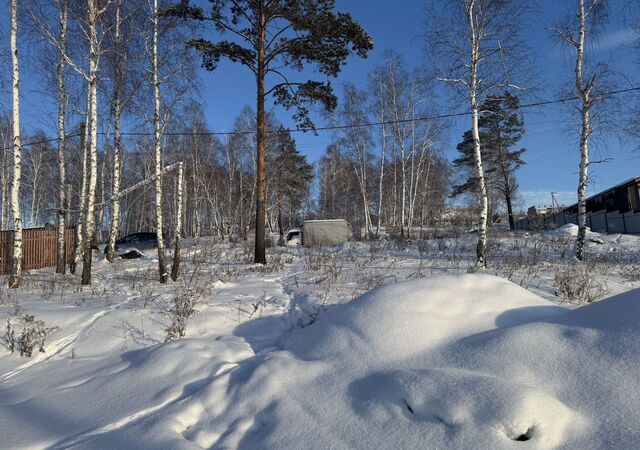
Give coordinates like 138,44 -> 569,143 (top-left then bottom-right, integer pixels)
427,0 -> 530,267
152,0 -> 168,283
451,92 -> 526,230
164,0 -> 372,264
106,0 -> 125,263
0,116 -> 9,231
553,0 -> 606,260
171,162 -> 183,281
81,0 -> 103,285
55,0 -> 68,273
333,83 -> 374,237
481,92 -> 526,230
268,127 -> 313,239
9,0 -> 23,288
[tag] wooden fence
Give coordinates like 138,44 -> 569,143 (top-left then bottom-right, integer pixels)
0,228 -> 76,275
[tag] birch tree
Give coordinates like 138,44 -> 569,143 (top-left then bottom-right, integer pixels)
106,0 -> 123,262
151,0 -> 168,283
171,162 -> 183,281
9,0 -> 23,288
81,0 -> 104,285
427,0 -> 530,267
553,0 -> 607,260
369,69 -> 389,235
334,84 -> 374,237
56,0 -> 68,273
0,117 -> 9,231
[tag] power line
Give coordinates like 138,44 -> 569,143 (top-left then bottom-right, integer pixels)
0,134 -> 82,153
2,85 -> 639,151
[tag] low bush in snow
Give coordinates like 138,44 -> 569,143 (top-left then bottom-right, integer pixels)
5,313 -> 58,357
621,265 -> 640,283
554,264 -> 608,304
165,294 -> 197,342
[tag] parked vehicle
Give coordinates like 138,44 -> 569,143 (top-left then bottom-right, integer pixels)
103,232 -> 158,257
285,229 -> 302,246
285,220 -> 350,247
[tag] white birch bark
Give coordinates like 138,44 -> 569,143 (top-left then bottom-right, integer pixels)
171,162 -> 183,281
376,121 -> 386,235
56,0 -> 68,274
81,0 -> 100,285
107,0 -> 123,263
9,0 -> 22,288
152,0 -> 167,283
574,0 -> 591,261
553,0 -> 600,260
192,162 -> 201,242
1,138 -> 7,231
468,0 -> 489,268
191,132 -> 201,243
71,105 -> 89,274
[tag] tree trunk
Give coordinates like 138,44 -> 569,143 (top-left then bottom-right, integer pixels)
171,162 -> 183,281
81,0 -> 99,285
1,136 -> 8,230
152,0 -> 167,282
277,202 -> 284,239
574,0 -> 590,261
70,108 -> 89,274
192,152 -> 200,243
468,0 -> 488,268
9,0 -> 22,288
254,1 -> 267,264
471,100 -> 488,267
106,0 -> 123,263
376,121 -> 386,235
505,188 -> 515,230
55,1 -> 68,274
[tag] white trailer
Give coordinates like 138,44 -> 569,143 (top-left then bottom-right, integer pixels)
284,219 -> 351,247
301,219 -> 350,246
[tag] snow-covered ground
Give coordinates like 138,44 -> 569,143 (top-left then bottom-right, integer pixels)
1,228 -> 640,449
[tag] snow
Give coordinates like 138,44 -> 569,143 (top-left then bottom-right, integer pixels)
1,234 -> 640,449
550,223 -> 640,247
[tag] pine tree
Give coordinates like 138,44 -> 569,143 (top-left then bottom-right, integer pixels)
452,92 -> 526,230
268,128 -> 313,239
481,92 -> 526,230
163,0 -> 372,264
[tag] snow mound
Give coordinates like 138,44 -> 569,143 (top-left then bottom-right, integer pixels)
191,275 -> 637,449
549,223 -> 593,238
4,275 -> 640,449
547,223 -> 640,248
285,274 -> 565,361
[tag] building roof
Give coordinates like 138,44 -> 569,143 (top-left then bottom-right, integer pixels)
558,176 -> 640,211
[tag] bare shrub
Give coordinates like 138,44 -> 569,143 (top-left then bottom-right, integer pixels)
304,249 -> 331,271
621,265 -> 640,282
554,264 -> 608,304
249,292 -> 268,318
165,294 -> 197,341
5,313 -> 58,357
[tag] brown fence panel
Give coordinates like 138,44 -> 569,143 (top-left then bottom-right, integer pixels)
0,230 -> 12,276
0,227 -> 76,275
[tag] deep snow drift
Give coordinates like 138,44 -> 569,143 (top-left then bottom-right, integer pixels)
2,273 -> 639,449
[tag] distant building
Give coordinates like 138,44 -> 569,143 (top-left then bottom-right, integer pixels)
527,206 -> 553,220
516,177 -> 640,234
564,177 -> 640,216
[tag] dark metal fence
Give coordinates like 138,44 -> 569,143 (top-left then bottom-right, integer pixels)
516,209 -> 640,234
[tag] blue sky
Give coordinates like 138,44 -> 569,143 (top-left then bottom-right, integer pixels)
6,0 -> 640,210
199,0 -> 639,210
